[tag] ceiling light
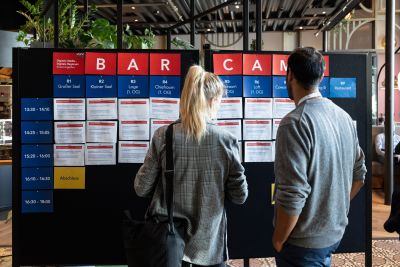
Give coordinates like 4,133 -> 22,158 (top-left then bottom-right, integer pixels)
322,11 -> 326,14
134,19 -> 139,22
155,10 -> 160,14
235,5 -> 240,8
299,26 -> 303,30
131,6 -> 136,10
207,28 -> 211,32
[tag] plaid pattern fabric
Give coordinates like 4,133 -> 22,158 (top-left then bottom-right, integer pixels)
135,121 -> 248,265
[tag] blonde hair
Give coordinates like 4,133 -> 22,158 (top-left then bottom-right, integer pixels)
180,65 -> 225,142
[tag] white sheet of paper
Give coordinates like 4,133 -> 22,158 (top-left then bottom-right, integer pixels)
216,120 -> 242,140
118,141 -> 149,163
118,99 -> 149,120
54,98 -> 85,120
150,98 -> 180,119
238,141 -> 243,162
54,121 -> 85,143
243,119 -> 272,140
150,119 -> 175,138
119,120 -> 149,140
85,143 -> 116,165
244,98 -> 273,118
87,98 -> 117,120
54,144 -> 85,166
86,121 -> 117,143
244,141 -> 275,162
217,98 -> 243,119
273,98 -> 295,118
272,119 -> 282,139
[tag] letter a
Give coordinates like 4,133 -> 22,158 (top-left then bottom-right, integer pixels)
161,59 -> 170,71
127,59 -> 139,71
223,59 -> 233,71
97,58 -> 106,70
252,60 -> 262,71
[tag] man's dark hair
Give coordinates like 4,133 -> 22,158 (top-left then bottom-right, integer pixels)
287,47 -> 325,89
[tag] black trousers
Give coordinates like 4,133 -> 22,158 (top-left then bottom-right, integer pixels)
182,261 -> 226,267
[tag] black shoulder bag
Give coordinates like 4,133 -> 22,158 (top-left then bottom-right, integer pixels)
123,123 -> 186,267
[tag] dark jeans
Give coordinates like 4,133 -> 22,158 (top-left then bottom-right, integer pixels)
182,261 -> 226,267
275,241 -> 340,267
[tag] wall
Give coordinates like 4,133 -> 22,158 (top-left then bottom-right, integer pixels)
0,30 -> 27,67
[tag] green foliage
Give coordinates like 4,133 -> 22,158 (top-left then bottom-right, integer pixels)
84,18 -> 117,49
123,26 -> 155,49
171,37 -> 194,50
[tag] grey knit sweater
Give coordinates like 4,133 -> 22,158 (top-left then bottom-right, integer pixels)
274,97 -> 367,248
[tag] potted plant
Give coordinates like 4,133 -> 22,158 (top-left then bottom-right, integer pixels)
171,37 -> 194,49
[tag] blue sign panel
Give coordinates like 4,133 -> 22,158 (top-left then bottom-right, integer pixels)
318,77 -> 330,97
21,190 -> 53,213
21,145 -> 53,167
21,167 -> 53,190
86,75 -> 117,97
219,76 -> 243,97
243,76 -> 272,97
150,76 -> 181,98
118,75 -> 149,98
53,75 -> 85,97
21,98 -> 53,121
330,78 -> 357,98
21,121 -> 53,144
272,76 -> 289,98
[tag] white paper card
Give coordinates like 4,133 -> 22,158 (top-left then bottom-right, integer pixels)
54,121 -> 86,143
54,98 -> 85,120
118,99 -> 149,120
244,141 -> 275,162
272,119 -> 282,139
86,121 -> 117,143
150,98 -> 180,119
273,98 -> 295,118
87,98 -> 117,120
238,141 -> 243,163
85,143 -> 116,165
243,119 -> 272,140
150,119 -> 175,138
119,120 -> 149,140
244,98 -> 273,118
217,98 -> 243,119
216,120 -> 242,140
118,141 -> 149,163
54,144 -> 85,166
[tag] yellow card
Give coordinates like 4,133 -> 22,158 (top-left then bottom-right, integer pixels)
271,183 -> 275,205
54,167 -> 85,189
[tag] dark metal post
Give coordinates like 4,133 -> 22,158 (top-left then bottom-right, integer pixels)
190,0 -> 195,47
84,0 -> 88,15
54,0 -> 59,48
256,0 -> 262,50
167,30 -> 171,50
244,258 -> 250,267
243,0 -> 249,50
384,0 -> 395,204
117,0 -> 123,49
323,31 -> 328,52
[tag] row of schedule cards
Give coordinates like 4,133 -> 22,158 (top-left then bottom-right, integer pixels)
21,97 -> 295,121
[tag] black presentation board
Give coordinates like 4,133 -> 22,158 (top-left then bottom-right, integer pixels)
204,50 -> 372,262
12,48 -> 199,266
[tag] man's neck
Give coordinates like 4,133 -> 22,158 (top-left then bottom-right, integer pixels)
294,87 -> 319,106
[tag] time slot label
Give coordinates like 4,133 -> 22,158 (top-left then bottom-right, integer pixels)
21,98 -> 53,121
21,145 -> 53,167
21,167 -> 53,190
21,190 -> 53,213
21,121 -> 53,144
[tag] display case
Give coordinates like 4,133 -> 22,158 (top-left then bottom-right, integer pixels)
0,119 -> 12,159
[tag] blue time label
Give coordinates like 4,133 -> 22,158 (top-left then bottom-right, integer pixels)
149,76 -> 181,98
21,121 -> 53,144
21,190 -> 53,213
219,76 -> 243,97
21,144 -> 53,167
329,78 -> 356,98
21,98 -> 53,121
118,75 -> 149,98
243,76 -> 272,97
272,76 -> 289,98
86,75 -> 117,97
53,75 -> 85,97
21,167 -> 53,190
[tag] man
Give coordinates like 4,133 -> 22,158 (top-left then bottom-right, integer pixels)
375,129 -> 400,164
272,47 -> 367,266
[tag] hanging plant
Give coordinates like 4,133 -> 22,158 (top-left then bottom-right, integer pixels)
171,37 -> 194,50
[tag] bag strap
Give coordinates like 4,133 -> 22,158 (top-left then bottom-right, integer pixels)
165,123 -> 175,233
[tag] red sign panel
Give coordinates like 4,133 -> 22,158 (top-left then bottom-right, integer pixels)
117,53 -> 149,75
85,52 -> 116,75
213,53 -> 242,75
323,55 -> 330,76
53,52 -> 85,74
149,54 -> 181,75
272,54 -> 289,76
243,54 -> 271,75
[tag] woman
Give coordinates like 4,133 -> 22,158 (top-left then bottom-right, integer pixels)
134,65 -> 248,267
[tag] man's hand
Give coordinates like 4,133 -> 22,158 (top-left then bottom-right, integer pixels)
272,205 -> 300,253
272,235 -> 284,252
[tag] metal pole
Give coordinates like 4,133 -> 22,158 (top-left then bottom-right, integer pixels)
243,0 -> 249,51
117,0 -> 123,49
84,0 -> 88,15
256,0 -> 262,50
323,31 -> 328,52
54,0 -> 59,48
384,0 -> 395,205
190,0 -> 195,47
167,30 -> 171,50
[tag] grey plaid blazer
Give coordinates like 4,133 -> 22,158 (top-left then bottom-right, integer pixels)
134,120 -> 248,265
